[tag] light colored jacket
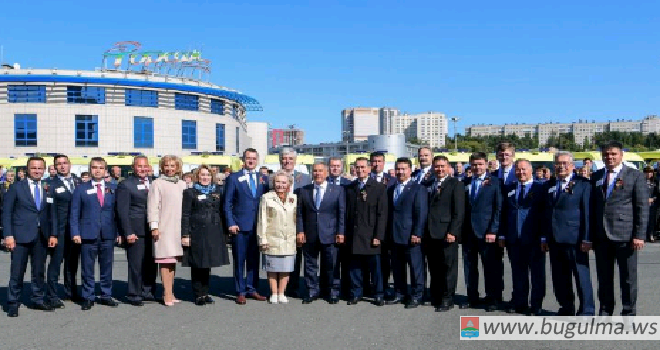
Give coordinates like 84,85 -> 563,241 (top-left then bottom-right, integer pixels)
147,178 -> 187,258
256,191 -> 297,256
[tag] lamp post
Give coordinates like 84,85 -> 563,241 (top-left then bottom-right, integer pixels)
450,117 -> 460,152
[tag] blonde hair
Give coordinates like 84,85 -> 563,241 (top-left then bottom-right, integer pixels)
270,170 -> 293,189
159,155 -> 183,176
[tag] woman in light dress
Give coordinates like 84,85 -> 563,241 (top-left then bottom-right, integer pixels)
256,170 -> 297,304
147,155 -> 187,306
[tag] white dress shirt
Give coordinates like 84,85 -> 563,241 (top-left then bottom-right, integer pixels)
417,166 -> 431,183
30,179 -> 44,203
59,175 -> 75,192
91,180 -> 106,195
314,181 -> 327,207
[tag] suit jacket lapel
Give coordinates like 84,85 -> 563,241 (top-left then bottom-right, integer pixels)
22,180 -> 37,210
240,170 -> 253,197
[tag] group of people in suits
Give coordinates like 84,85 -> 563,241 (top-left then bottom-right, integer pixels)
1,140 -> 649,317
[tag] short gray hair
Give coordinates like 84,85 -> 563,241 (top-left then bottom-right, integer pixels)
514,158 -> 532,168
279,147 -> 297,161
313,161 -> 328,169
554,151 -> 574,162
270,170 -> 294,189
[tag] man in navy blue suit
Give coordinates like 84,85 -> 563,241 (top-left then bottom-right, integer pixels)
327,157 -> 352,186
70,157 -> 120,311
492,142 -> 517,186
541,151 -> 594,316
46,154 -> 82,308
385,158 -> 428,309
461,152 -> 503,312
297,162 -> 346,304
3,157 -> 55,317
412,147 -> 435,188
499,159 -> 546,315
224,148 -> 269,305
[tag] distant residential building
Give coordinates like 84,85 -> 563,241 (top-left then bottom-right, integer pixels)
275,134 -> 420,159
268,127 -> 304,149
465,115 -> 660,145
342,107 -> 448,148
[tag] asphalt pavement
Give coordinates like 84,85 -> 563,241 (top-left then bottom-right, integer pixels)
1,244 -> 660,350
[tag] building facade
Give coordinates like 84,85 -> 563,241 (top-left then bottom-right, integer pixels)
279,134 -> 420,158
268,127 -> 305,149
342,106 -> 448,148
246,122 -> 268,159
466,115 -> 660,146
0,67 -> 261,157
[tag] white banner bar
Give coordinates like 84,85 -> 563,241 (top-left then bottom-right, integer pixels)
460,316 -> 660,340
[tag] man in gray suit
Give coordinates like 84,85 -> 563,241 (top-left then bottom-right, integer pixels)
277,147 -> 312,297
591,140 -> 648,316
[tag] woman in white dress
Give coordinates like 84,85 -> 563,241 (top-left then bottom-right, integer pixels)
147,155 -> 187,306
256,170 -> 297,304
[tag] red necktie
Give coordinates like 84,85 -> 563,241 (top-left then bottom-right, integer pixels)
96,184 -> 104,206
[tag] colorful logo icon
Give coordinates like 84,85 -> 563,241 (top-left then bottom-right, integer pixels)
461,317 -> 479,338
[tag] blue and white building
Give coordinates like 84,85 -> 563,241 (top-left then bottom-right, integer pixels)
0,64 -> 262,157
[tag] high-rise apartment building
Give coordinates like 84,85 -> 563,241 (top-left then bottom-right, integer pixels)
269,127 -> 305,149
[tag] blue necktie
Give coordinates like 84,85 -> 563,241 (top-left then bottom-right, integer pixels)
315,186 -> 322,209
395,184 -> 403,203
470,179 -> 479,203
33,181 -> 41,210
249,172 -> 256,197
555,180 -> 562,199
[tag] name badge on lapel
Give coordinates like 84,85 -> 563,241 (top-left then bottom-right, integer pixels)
238,176 -> 247,182
46,197 -> 54,203
507,190 -> 515,197
596,179 -> 604,187
86,188 -> 96,195
56,187 -> 65,194
548,187 -> 556,194
198,194 -> 207,200
137,184 -> 146,190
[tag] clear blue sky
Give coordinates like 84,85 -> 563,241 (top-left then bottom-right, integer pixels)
1,0 -> 658,143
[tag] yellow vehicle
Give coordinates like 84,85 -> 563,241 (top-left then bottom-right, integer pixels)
181,155 -> 233,173
514,151 -> 555,170
573,151 -> 644,170
345,153 -> 397,173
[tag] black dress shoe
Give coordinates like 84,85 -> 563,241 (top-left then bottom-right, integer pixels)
485,303 -> 499,312
49,299 -> 65,309
557,308 -> 575,316
385,297 -> 404,305
405,299 -> 420,309
347,298 -> 361,305
302,296 -> 317,304
97,298 -> 119,307
204,296 -> 215,304
598,308 -> 612,317
142,295 -> 157,303
328,297 -> 339,305
81,300 -> 94,311
7,307 -> 19,317
127,299 -> 144,306
529,308 -> 542,316
373,297 -> 385,306
460,300 -> 479,309
30,303 -> 54,312
194,297 -> 206,306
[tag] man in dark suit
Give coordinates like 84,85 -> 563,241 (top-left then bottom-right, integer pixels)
591,141 -> 648,316
116,156 -> 157,306
492,142 -> 517,186
499,159 -> 546,315
462,152 -> 503,311
224,148 -> 270,305
327,157 -> 352,186
3,157 -> 55,317
345,157 -> 388,306
425,155 -> 465,312
70,157 -> 120,310
109,165 -> 124,186
541,151 -> 594,316
369,151 -> 397,296
278,148 -> 313,298
385,158 -> 428,309
46,154 -> 82,308
297,162 -> 346,304
412,147 -> 435,187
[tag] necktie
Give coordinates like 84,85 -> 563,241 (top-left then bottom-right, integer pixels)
555,180 -> 562,199
66,177 -> 75,191
359,181 -> 365,190
604,170 -> 613,197
33,181 -> 41,210
314,186 -> 322,209
96,184 -> 104,206
394,184 -> 402,203
470,179 -> 479,202
249,172 -> 257,197
518,185 -> 525,205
